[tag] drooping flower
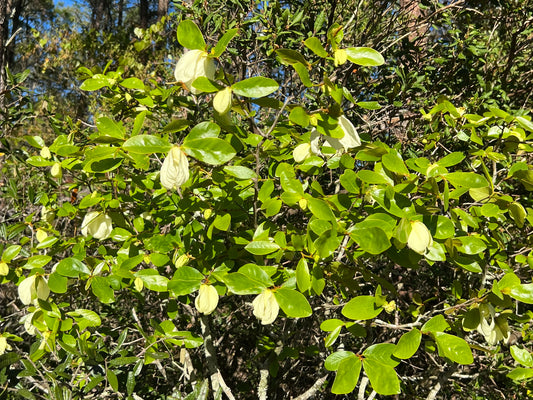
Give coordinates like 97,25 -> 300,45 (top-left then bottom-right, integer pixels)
213,87 -> 233,114
18,275 -> 50,305
81,211 -> 113,240
407,220 -> 433,254
195,284 -> 219,315
308,116 -> 361,156
160,146 -> 189,190
174,49 -> 216,94
252,289 -> 279,325
476,303 -> 510,345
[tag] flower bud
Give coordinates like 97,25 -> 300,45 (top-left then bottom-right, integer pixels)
252,289 -> 279,325
407,220 -> 433,254
174,49 -> 216,94
334,49 -> 347,66
40,146 -> 51,159
36,228 -> 48,243
81,211 -> 113,240
195,284 -> 219,315
50,162 -> 62,178
160,146 -> 189,190
213,87 -> 233,114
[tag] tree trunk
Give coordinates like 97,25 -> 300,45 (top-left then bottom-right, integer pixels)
157,0 -> 168,21
139,0 -> 149,28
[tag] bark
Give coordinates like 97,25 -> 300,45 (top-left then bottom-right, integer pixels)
139,0 -> 149,28
0,0 -> 8,111
157,0 -> 168,21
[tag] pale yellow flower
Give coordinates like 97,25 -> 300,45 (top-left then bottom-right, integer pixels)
160,146 -> 189,190
308,116 -> 361,157
174,50 -> 216,94
81,211 -> 113,240
293,143 -> 313,163
213,87 -> 233,114
252,289 -> 279,325
195,284 -> 219,315
407,220 -> 433,254
18,275 -> 50,305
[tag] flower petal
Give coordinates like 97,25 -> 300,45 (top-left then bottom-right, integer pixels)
160,146 -> 190,190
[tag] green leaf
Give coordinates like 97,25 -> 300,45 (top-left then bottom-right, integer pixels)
168,266 -> 204,296
191,77 -> 223,93
91,276 -> 115,303
213,28 -> 239,57
445,172 -> 489,188
357,170 -> 390,185
421,315 -> 449,333
456,236 -> 486,255
331,356 -> 361,394
183,138 -> 235,165
80,74 -> 112,91
345,47 -> 385,66
434,216 -> 455,239
382,150 -> 409,175
161,119 -> 192,134
510,284 -> 533,304
67,309 -> 102,331
232,77 -> 279,98
342,296 -> 382,320
184,121 -> 221,142
314,228 -> 342,259
107,369 -> 119,392
110,228 -> 132,242
245,241 -> 280,255
296,258 -> 311,292
325,351 -> 355,371
177,20 -> 206,50
304,37 -> 328,57
120,77 -> 145,90
293,62 -> 313,87
438,152 -> 465,167
289,106 -> 310,127
507,367 -> 533,381
223,166 -> 256,180
508,202 -> 527,228
56,258 -> 91,277
434,332 -> 473,365
356,101 -> 381,110
221,272 -> 265,295
393,329 -> 421,359
510,345 -> 533,367
339,169 -> 359,193
349,226 -> 391,255
274,288 -> 312,318
363,343 -> 399,367
47,272 -> 68,294
363,358 -> 400,395
2,245 -> 21,262
275,49 -> 309,66
306,197 -> 336,221
135,270 -> 169,292
122,135 -> 171,154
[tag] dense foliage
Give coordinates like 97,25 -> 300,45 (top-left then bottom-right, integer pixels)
1,1 -> 533,399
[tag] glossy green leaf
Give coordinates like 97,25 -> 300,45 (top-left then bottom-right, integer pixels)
221,272 -> 266,295
213,28 -> 238,57
274,288 -> 312,318
331,356 -> 361,394
357,170 -> 390,184
324,351 -> 355,371
289,106 -> 310,127
107,369 -> 119,392
168,266 -> 204,296
47,272 -> 68,293
382,151 -> 409,175
340,169 -> 359,193
507,368 -> 533,381
56,258 -> 91,277
67,309 -> 102,331
421,315 -> 449,333
510,345 -> 533,367
456,236 -> 486,255
349,226 -> 391,254
306,197 -> 336,221
363,359 -> 400,395
345,47 -> 385,66
438,152 -> 465,167
177,20 -> 206,50
120,77 -> 145,90
508,202 -> 527,228
304,37 -> 328,57
510,284 -> 533,304
275,48 -> 309,66
183,138 -> 235,165
135,270 -> 169,292
245,240 -> 280,255
223,166 -> 256,180
91,276 -> 115,303
122,135 -> 171,154
96,117 -> 125,140
393,328 -> 421,359
320,319 -> 345,332
232,77 -> 279,98
342,296 -> 382,320
434,332 -> 473,365
2,245 -> 21,262
296,258 -> 311,292
445,172 -> 489,188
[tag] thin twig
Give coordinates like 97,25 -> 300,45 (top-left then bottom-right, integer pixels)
291,374 -> 328,400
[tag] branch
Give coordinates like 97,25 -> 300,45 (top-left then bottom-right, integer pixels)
257,367 -> 268,400
291,374 -> 328,400
200,315 -> 236,400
